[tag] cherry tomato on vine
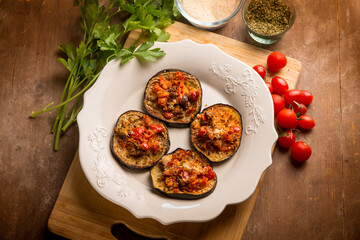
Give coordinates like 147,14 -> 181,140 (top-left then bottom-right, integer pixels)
301,90 -> 314,105
297,115 -> 315,129
253,65 -> 266,79
278,130 -> 296,148
284,89 -> 304,105
291,141 -> 312,162
271,76 -> 289,95
266,82 -> 273,94
292,102 -> 308,115
272,94 -> 285,116
276,108 -> 297,129
267,52 -> 287,72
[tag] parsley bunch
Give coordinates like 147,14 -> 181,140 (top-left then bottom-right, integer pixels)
30,0 -> 179,150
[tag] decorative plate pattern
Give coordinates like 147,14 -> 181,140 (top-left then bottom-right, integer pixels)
77,40 -> 278,225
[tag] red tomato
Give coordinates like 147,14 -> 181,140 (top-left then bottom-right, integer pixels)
231,126 -> 241,132
140,142 -> 150,151
276,108 -> 297,129
266,82 -> 273,94
204,166 -> 216,179
130,127 -> 146,139
253,65 -> 266,79
291,141 -> 312,162
272,94 -> 285,116
278,130 -> 296,148
284,89 -> 304,105
267,52 -> 287,72
301,90 -> 314,105
271,76 -> 289,95
189,89 -> 200,101
297,115 -> 315,129
164,111 -> 173,119
149,124 -> 165,133
293,102 -> 308,115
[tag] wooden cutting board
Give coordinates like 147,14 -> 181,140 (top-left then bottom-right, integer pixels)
48,21 -> 301,240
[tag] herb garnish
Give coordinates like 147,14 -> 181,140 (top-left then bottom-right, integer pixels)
30,0 -> 179,150
245,0 -> 291,35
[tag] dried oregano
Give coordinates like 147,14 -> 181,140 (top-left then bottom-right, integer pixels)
245,0 -> 291,35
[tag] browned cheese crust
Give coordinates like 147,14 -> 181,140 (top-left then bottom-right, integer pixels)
143,69 -> 202,127
111,110 -> 169,169
191,104 -> 242,163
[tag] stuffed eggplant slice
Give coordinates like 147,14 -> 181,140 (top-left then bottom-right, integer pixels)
144,69 -> 202,127
111,111 -> 170,169
151,148 -> 217,199
191,104 -> 242,163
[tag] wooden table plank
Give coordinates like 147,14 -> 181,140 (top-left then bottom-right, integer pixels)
0,0 -> 359,239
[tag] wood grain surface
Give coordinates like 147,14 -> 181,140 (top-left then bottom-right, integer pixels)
0,0 -> 359,240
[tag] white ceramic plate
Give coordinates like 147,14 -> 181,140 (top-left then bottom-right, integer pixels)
78,39 -> 277,225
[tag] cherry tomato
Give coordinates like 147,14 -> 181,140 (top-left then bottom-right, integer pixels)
271,76 -> 289,95
266,82 -> 273,94
291,141 -> 312,162
276,108 -> 297,129
284,89 -> 304,105
278,130 -> 296,148
301,90 -> 314,105
267,52 -> 287,72
297,115 -> 315,129
272,94 -> 285,116
292,102 -> 308,115
253,65 -> 266,79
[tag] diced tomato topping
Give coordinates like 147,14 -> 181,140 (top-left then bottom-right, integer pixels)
140,142 -> 149,151
150,141 -> 161,153
198,126 -> 207,138
231,126 -> 241,132
176,71 -> 185,82
164,111 -> 173,119
201,114 -> 207,121
223,133 -> 233,142
186,107 -> 195,114
143,115 -> 152,126
204,166 -> 216,179
159,76 -> 172,90
149,124 -> 165,133
189,89 -> 200,102
130,127 -> 146,139
157,97 -> 167,107
152,83 -> 162,93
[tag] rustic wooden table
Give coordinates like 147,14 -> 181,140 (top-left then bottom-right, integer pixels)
1,0 -> 359,239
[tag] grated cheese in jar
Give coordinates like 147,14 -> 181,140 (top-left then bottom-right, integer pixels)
182,0 -> 239,22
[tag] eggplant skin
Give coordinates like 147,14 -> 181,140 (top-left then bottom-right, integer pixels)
190,104 -> 243,163
150,148 -> 217,200
110,110 -> 170,170
143,69 -> 202,128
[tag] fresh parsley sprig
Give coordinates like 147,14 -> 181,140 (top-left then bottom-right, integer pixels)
30,0 -> 179,150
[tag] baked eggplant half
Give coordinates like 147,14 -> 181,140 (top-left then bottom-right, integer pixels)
151,148 -> 217,199
111,110 -> 170,169
190,104 -> 242,163
143,69 -> 202,128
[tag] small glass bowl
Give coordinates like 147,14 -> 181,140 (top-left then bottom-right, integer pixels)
242,0 -> 296,44
175,0 -> 244,30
